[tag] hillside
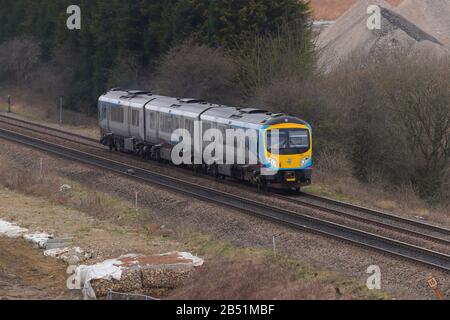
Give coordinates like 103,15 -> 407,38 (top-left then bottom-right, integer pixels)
310,0 -> 404,20
316,0 -> 449,70
397,0 -> 450,46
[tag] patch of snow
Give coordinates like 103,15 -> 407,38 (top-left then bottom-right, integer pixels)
170,251 -> 204,267
59,184 -> 72,192
76,258 -> 124,286
44,246 -> 84,265
0,219 -> 28,238
24,232 -> 54,248
44,246 -> 82,258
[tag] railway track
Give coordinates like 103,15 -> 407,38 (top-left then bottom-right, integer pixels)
277,194 -> 450,247
1,114 -> 449,248
0,114 -> 101,149
0,126 -> 449,272
303,193 -> 450,236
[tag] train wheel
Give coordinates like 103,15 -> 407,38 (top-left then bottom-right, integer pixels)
256,177 -> 267,193
211,165 -> 220,179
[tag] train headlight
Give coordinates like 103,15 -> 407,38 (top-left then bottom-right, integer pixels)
301,157 -> 309,166
268,157 -> 277,168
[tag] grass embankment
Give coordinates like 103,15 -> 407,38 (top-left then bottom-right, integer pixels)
0,155 -> 386,300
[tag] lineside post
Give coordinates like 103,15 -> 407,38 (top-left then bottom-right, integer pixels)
7,95 -> 11,113
39,158 -> 43,180
59,96 -> 63,126
427,277 -> 445,300
272,236 -> 276,257
135,191 -> 139,212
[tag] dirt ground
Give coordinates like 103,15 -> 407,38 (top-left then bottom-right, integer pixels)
0,187 -> 181,264
0,155 -> 385,300
0,237 -> 77,300
1,138 -> 449,300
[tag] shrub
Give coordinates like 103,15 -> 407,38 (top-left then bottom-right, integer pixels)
152,41 -> 241,105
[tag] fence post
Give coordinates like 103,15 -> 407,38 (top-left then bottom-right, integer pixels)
7,95 -> 11,113
135,191 -> 139,212
39,158 -> 43,180
272,236 -> 276,257
59,96 -> 63,126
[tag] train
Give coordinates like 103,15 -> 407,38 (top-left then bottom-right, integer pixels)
98,89 -> 312,191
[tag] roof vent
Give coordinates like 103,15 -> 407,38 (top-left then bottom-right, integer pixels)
239,108 -> 268,114
127,90 -> 152,96
178,98 -> 207,104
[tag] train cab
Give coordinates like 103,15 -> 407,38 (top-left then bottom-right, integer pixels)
259,116 -> 312,190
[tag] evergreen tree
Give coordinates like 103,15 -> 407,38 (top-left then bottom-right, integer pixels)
0,0 -> 312,113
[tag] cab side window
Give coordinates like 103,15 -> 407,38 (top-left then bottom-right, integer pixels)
110,106 -> 124,123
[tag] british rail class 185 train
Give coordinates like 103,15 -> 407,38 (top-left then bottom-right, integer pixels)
98,89 -> 312,191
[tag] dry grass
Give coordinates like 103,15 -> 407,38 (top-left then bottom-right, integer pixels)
0,88 -> 99,138
0,158 -> 127,223
169,253 -> 385,300
169,230 -> 387,300
170,258 -> 336,299
0,156 -> 387,300
306,151 -> 450,226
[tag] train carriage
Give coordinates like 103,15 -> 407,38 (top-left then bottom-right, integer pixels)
99,89 -> 312,191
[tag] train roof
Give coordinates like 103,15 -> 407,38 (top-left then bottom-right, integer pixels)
100,89 -> 309,128
100,89 -> 219,117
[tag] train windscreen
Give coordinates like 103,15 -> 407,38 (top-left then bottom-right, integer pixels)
266,129 -> 310,155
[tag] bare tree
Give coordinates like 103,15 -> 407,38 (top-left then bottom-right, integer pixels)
153,41 -> 241,105
380,56 -> 450,198
0,37 -> 41,86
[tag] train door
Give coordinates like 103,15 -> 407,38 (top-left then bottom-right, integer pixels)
106,102 -> 110,132
139,106 -> 145,141
184,117 -> 195,159
129,107 -> 140,138
146,110 -> 158,144
125,103 -> 131,137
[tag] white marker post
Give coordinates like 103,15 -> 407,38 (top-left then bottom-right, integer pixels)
135,192 -> 139,212
272,236 -> 276,257
39,158 -> 43,180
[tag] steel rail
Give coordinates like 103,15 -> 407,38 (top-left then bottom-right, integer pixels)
276,194 -> 450,247
1,114 -> 448,247
0,127 -> 449,272
300,193 -> 450,236
0,113 -> 98,143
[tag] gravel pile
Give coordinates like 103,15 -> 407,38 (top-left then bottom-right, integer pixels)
92,268 -> 143,297
316,0 -> 449,71
396,0 -> 450,47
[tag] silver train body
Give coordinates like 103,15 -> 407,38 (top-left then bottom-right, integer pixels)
98,89 -> 313,190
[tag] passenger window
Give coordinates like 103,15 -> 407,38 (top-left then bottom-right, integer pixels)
185,119 -> 194,136
202,122 -> 211,133
131,110 -> 139,127
172,117 -> 180,131
160,114 -> 172,133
